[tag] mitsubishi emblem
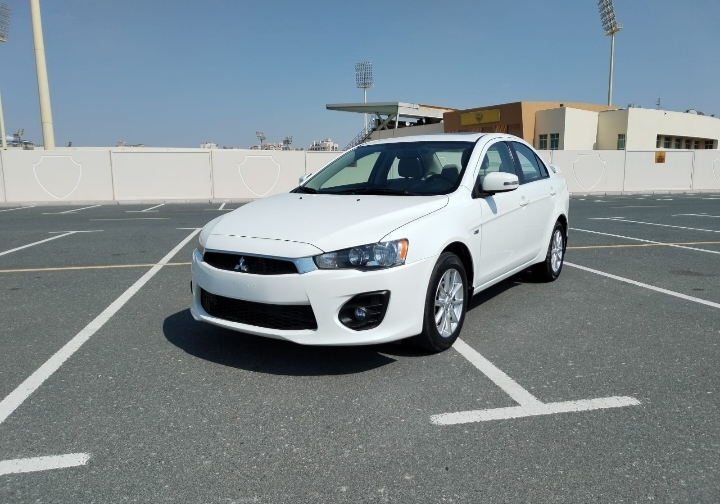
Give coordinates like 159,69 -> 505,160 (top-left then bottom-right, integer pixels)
234,256 -> 249,272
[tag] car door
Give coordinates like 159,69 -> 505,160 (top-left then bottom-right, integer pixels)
508,141 -> 556,261
473,141 -> 528,287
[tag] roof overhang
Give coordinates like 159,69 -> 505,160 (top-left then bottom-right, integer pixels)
326,102 -> 454,119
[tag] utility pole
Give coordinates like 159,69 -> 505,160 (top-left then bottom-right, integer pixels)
0,2 -> 10,149
30,0 -> 55,149
598,0 -> 622,107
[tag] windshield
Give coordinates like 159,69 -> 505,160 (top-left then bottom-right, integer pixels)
296,141 -> 475,196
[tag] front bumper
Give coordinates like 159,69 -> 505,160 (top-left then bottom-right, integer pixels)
190,249 -> 436,345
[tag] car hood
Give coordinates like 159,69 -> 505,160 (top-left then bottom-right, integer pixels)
210,192 -> 448,253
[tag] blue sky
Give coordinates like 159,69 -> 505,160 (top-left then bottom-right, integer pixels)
1,0 -> 718,148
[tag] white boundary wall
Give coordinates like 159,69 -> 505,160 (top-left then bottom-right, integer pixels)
0,148 -> 718,205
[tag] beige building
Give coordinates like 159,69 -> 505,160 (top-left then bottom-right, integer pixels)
328,100 -> 720,151
534,106 -> 720,151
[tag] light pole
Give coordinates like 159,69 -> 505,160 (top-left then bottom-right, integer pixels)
598,0 -> 622,107
30,0 -> 55,149
355,62 -> 373,130
256,131 -> 266,148
0,2 -> 10,149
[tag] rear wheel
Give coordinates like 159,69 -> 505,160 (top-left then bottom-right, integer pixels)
412,252 -> 468,353
532,221 -> 565,282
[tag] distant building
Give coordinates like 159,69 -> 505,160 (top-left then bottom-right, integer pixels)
249,141 -> 303,151
329,100 -> 719,151
200,142 -> 218,149
308,138 -> 338,151
445,101 -> 720,150
116,141 -> 145,147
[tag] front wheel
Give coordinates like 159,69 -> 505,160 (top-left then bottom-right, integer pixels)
412,252 -> 468,353
532,221 -> 565,282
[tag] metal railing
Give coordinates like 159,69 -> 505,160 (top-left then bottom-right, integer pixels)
343,121 -> 376,151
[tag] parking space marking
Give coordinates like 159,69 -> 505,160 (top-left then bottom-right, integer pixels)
91,218 -> 169,221
673,213 -> 720,218
589,218 -> 720,234
568,241 -> 720,250
0,229 -> 200,426
126,203 -> 165,213
204,202 -> 232,211
610,205 -> 663,209
0,262 -> 191,274
0,453 -> 90,476
0,206 -> 35,213
565,262 -> 720,309
571,228 -> 720,255
432,339 -> 639,425
42,205 -> 101,215
0,230 -> 103,257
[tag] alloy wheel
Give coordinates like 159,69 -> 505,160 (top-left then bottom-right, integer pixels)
551,229 -> 564,273
434,268 -> 464,338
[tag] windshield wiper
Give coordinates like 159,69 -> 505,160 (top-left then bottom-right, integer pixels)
330,187 -> 420,196
294,186 -> 318,194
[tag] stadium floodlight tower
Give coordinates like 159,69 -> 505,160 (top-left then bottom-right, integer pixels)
256,131 -> 266,148
0,2 -> 10,149
598,0 -> 622,106
355,62 -> 373,129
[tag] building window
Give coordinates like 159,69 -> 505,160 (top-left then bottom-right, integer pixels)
663,137 -> 672,149
538,134 -> 548,150
685,139 -> 691,149
656,136 -> 661,148
674,138 -> 682,149
617,134 -> 626,150
706,140 -> 714,149
550,133 -> 559,150
694,140 -> 700,149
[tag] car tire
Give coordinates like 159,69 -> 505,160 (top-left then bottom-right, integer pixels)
412,252 -> 468,353
532,221 -> 565,282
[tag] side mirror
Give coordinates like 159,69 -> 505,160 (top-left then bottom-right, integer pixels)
298,173 -> 312,185
480,172 -> 519,195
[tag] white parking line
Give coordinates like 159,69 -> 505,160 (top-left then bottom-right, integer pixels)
127,203 -> 165,213
0,230 -> 102,257
431,339 -> 639,425
42,205 -> 101,215
565,262 -> 720,309
204,202 -> 232,211
0,453 -> 90,476
571,228 -> 720,255
673,213 -> 720,218
0,206 -> 35,213
588,217 -> 720,234
0,229 -> 200,426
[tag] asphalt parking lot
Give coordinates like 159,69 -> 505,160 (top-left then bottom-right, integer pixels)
1,195 -> 719,503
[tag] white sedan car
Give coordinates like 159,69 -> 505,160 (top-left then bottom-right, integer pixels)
191,133 -> 569,352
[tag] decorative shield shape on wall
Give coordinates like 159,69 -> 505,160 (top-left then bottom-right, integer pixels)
572,154 -> 605,192
238,156 -> 281,197
713,158 -> 720,186
33,156 -> 83,200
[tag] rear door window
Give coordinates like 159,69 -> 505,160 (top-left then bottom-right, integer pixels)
510,142 -> 547,184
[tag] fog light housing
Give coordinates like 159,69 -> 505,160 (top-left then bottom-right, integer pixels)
339,291 -> 390,331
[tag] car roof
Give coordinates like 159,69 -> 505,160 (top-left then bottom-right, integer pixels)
362,133 -> 521,146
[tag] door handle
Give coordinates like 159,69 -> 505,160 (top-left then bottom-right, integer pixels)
519,196 -> 528,207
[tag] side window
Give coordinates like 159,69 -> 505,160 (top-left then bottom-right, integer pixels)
534,153 -> 549,178
510,142 -> 546,183
477,142 -> 516,185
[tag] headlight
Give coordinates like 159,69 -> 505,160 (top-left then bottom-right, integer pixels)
314,239 -> 409,270
197,234 -> 206,256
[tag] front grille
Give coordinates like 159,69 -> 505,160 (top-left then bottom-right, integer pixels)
200,289 -> 317,330
203,251 -> 298,275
